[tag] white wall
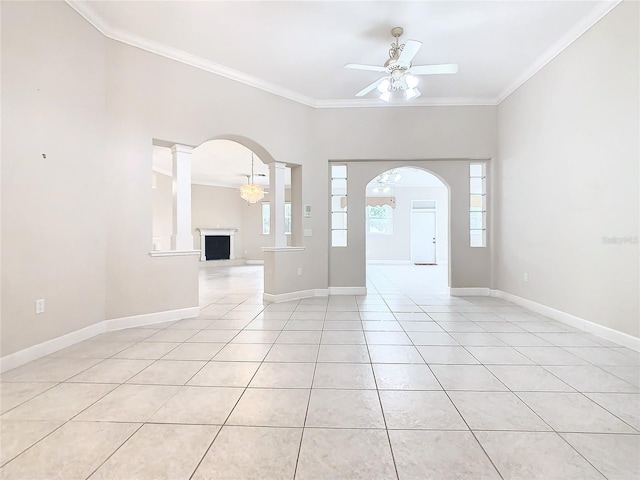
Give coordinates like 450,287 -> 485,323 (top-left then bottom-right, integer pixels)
1,1 -> 108,356
366,186 -> 448,264
191,183 -> 246,255
496,2 -> 639,337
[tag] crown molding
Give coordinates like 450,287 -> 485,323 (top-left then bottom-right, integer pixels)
67,0 -> 620,110
65,0 -> 316,107
314,97 -> 498,109
497,0 -> 622,104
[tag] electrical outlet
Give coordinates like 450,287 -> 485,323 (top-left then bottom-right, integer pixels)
35,298 -> 45,314
297,267 -> 303,276
523,272 -> 528,282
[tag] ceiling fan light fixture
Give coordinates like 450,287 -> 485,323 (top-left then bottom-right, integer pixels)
379,90 -> 391,102
405,87 -> 421,100
377,78 -> 391,93
405,74 -> 419,89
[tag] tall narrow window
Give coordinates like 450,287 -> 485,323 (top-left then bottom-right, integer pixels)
262,203 -> 291,235
470,163 -> 486,247
331,165 -> 347,247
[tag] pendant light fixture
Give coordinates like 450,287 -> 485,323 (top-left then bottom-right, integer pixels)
240,152 -> 265,204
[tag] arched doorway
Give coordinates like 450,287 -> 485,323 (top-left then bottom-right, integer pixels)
364,166 -> 449,295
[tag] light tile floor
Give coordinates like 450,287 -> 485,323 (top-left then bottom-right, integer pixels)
1,264 -> 639,479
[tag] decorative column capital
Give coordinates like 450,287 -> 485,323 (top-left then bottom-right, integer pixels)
171,144 -> 194,155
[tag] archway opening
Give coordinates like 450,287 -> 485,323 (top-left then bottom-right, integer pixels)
365,166 -> 449,294
152,139 -> 279,253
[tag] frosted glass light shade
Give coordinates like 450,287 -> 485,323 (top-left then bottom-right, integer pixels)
240,183 -> 265,203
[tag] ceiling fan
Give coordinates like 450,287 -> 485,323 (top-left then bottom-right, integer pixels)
345,27 -> 458,101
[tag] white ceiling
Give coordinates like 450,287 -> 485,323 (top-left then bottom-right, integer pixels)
69,0 -> 619,107
366,167 -> 445,195
153,140 -> 292,188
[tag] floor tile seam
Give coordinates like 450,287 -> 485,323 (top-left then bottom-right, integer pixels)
572,390 -> 640,434
537,363 -> 639,393
3,384 -> 142,464
361,322 -> 401,480
292,314 -> 326,480
553,428 -> 615,479
0,417 -> 71,468
409,320 -> 504,480
186,420 -> 226,480
0,381 -> 62,417
81,422 -> 146,480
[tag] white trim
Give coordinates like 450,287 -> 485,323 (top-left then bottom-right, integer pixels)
104,307 -> 200,331
497,1 -> 622,103
66,0 -> 620,110
262,246 -> 305,252
263,289 -> 329,303
366,260 -> 412,265
65,1 -> 316,108
149,250 -> 200,257
197,228 -> 238,261
0,306 -> 199,373
491,289 -> 639,352
314,98 -> 498,108
245,260 -> 265,265
450,287 -> 491,297
328,287 -> 368,296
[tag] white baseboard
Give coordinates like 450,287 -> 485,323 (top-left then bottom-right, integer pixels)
491,289 -> 640,352
245,260 -> 264,265
263,289 -> 329,303
105,307 -> 200,331
450,287 -> 491,297
0,306 -> 200,373
328,286 -> 368,296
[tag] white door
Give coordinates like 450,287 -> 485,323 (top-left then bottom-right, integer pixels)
411,210 -> 436,264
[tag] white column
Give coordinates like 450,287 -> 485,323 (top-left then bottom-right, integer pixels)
269,161 -> 287,248
171,144 -> 194,251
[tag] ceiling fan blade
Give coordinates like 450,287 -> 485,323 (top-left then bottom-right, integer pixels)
356,77 -> 384,97
410,63 -> 459,75
397,40 -> 422,66
345,63 -> 387,73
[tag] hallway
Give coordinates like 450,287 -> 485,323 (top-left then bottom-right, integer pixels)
1,265 -> 638,479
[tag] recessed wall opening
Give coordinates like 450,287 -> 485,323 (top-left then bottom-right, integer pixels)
365,166 -> 449,293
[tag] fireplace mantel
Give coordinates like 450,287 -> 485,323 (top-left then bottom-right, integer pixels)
197,228 -> 238,262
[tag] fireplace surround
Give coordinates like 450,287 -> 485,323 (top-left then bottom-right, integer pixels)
196,228 -> 237,262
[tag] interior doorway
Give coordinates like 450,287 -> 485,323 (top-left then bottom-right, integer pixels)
365,166 -> 449,291
411,203 -> 437,264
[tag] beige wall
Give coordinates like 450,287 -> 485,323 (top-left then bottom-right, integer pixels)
1,2 -> 108,356
152,171 -> 172,251
309,106 -> 497,291
191,183 -> 246,254
329,159 -> 492,290
496,1 -> 639,336
101,19 -> 314,320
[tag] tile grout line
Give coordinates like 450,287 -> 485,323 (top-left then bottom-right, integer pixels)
291,303 -> 327,480
188,299 -> 298,480
365,294 -> 401,480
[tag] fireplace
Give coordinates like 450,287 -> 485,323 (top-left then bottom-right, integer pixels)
196,228 -> 238,262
